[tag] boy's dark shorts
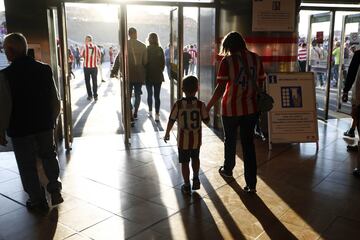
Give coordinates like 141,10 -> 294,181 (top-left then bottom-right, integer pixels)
178,148 -> 200,163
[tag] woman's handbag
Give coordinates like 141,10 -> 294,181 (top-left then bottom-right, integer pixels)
256,91 -> 274,113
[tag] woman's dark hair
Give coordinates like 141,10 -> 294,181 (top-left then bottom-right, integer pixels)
147,32 -> 159,46
220,31 -> 247,56
182,75 -> 198,93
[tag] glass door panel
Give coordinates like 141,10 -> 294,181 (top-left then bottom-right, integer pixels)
170,7 -> 179,106
338,13 -> 360,114
57,2 -> 73,150
307,12 -> 333,120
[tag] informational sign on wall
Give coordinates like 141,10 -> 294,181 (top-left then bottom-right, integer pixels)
350,32 -> 359,45
267,72 -> 318,149
252,0 -> 295,32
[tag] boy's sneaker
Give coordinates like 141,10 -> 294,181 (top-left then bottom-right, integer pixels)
243,186 -> 257,194
344,129 -> 355,138
51,192 -> 64,206
148,110 -> 153,117
218,166 -> 233,178
192,178 -> 200,190
181,184 -> 191,195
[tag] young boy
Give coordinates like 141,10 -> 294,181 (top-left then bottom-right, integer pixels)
164,76 -> 209,194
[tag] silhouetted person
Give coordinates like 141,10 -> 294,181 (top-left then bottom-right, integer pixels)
81,35 -> 101,101
207,31 -> 266,193
183,47 -> 191,76
111,27 -> 147,124
297,42 -> 307,72
0,72 -> 11,146
164,76 -> 209,194
145,32 -> 165,122
164,44 -> 171,79
342,49 -> 360,177
1,32 -> 63,212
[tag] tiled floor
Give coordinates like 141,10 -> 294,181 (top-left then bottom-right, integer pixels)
1,118 -> 360,240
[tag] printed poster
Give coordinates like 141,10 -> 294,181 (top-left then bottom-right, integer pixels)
252,0 -> 295,32
267,72 -> 319,144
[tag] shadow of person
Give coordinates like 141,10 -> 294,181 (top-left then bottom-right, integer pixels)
227,180 -> 298,240
38,208 -> 59,239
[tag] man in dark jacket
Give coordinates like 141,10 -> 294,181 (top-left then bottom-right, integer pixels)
2,33 -> 63,212
342,49 -> 360,177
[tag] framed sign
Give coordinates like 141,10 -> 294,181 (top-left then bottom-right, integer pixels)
252,0 -> 296,32
267,72 -> 319,149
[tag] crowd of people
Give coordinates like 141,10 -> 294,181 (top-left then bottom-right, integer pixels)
298,37 -> 358,89
0,28 -> 359,214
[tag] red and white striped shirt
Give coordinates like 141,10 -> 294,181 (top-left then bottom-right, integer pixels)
169,97 -> 209,150
217,50 -> 266,116
81,43 -> 100,68
188,49 -> 197,63
298,47 -> 307,61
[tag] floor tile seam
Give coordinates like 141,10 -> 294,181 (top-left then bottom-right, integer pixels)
200,178 -> 244,201
62,232 -> 91,240
129,144 -> 178,152
59,189 -> 146,217
315,177 -> 360,192
1,169 -> 20,177
82,175 -> 148,193
0,205 -> 23,217
64,215 -> 114,238
0,167 -> 19,175
324,177 -> 360,188
123,210 -> 182,240
0,176 -> 19,184
275,207 -> 335,234
0,192 -> 25,208
255,145 -> 295,169
319,215 -> 343,238
332,214 -> 360,225
145,191 -> 197,212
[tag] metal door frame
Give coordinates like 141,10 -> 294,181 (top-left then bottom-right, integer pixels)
118,5 -> 131,146
338,13 -> 360,114
57,2 -> 73,150
307,11 -> 334,120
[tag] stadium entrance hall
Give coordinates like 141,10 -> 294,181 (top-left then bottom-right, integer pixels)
49,1 -> 216,150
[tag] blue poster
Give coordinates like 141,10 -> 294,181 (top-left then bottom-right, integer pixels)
281,87 -> 302,108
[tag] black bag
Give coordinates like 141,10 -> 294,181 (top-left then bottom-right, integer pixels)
257,91 -> 274,113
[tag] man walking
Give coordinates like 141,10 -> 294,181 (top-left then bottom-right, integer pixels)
2,33 -> 63,212
127,27 -> 147,122
342,49 -> 360,177
111,27 -> 147,124
81,35 -> 101,101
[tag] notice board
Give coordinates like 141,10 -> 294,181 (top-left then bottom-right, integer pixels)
252,0 -> 295,32
267,72 -> 318,149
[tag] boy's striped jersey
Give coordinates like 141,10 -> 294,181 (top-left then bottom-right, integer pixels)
169,97 -> 209,150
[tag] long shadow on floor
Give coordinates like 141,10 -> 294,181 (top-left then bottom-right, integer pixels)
228,180 -> 297,239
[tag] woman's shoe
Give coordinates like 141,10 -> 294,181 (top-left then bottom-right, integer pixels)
218,166 -> 233,178
243,186 -> 257,194
344,129 -> 355,138
155,113 -> 160,122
